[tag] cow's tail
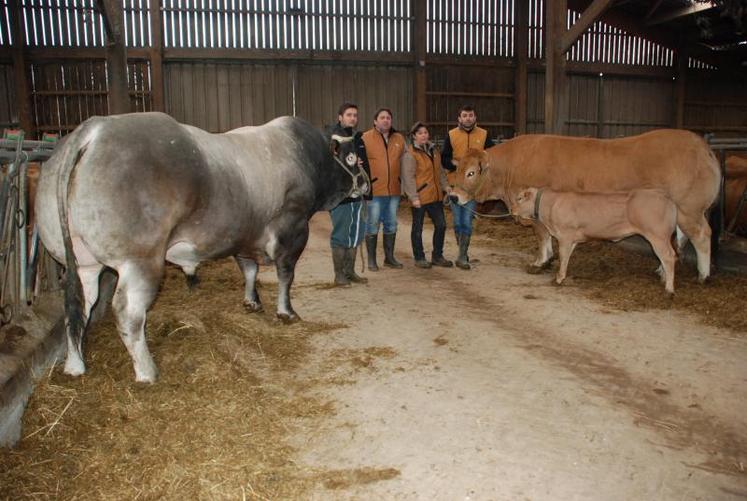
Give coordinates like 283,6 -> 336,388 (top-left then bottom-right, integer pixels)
56,135 -> 89,353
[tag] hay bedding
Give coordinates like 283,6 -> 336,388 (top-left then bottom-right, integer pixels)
473,218 -> 747,335
0,260 -> 396,500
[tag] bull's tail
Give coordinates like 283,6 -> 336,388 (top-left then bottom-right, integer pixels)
56,137 -> 89,356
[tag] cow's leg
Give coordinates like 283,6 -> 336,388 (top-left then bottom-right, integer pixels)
648,236 -> 677,294
677,212 -> 712,282
235,256 -> 263,313
528,222 -> 554,271
555,240 -> 577,285
674,225 -> 688,255
112,260 -> 163,383
63,263 -> 104,376
272,221 -> 309,323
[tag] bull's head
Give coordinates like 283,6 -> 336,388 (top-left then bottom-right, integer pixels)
330,134 -> 370,198
450,149 -> 490,206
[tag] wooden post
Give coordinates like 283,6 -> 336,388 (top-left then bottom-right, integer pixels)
545,0 -> 568,134
99,0 -> 129,114
514,0 -> 528,135
674,46 -> 688,129
413,0 -> 427,122
8,0 -> 34,136
149,0 -> 165,112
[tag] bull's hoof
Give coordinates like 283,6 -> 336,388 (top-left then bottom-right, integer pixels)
63,356 -> 86,377
134,365 -> 159,384
551,278 -> 564,287
135,373 -> 158,384
697,275 -> 710,285
276,312 -> 301,324
186,274 -> 200,290
243,301 -> 264,313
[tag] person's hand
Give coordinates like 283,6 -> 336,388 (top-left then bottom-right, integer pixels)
412,199 -> 421,208
357,159 -> 364,167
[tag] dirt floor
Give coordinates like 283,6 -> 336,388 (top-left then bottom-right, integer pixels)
1,209 -> 746,500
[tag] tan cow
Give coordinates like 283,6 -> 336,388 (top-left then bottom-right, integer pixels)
725,153 -> 747,236
449,130 -> 720,282
511,187 -> 678,294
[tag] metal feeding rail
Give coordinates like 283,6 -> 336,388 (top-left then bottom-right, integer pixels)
705,136 -> 747,255
0,130 -> 58,326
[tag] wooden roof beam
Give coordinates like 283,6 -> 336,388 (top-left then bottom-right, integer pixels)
560,0 -> 616,54
646,2 -> 714,26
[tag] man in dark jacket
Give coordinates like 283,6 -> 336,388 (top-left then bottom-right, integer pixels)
327,102 -> 371,286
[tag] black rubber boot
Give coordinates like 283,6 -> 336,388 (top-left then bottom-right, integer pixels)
345,247 -> 368,283
332,246 -> 351,286
383,233 -> 404,269
365,234 -> 380,272
455,234 -> 471,270
431,254 -> 454,268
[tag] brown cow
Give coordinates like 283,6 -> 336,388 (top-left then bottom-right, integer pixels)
511,187 -> 678,293
450,130 -> 720,282
725,153 -> 747,236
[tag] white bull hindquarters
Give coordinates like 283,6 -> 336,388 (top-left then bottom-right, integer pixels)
513,188 -> 678,294
35,112 -> 365,383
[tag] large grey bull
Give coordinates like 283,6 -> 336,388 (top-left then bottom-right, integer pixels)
36,112 -> 369,383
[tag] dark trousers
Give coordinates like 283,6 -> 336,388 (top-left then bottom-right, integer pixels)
411,201 -> 447,261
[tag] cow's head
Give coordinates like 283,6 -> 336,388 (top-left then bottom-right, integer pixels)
510,187 -> 539,222
449,149 -> 490,206
330,134 -> 370,198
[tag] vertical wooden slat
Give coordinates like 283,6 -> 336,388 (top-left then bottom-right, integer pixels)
57,0 -> 69,45
545,0 -> 567,134
9,0 -> 34,134
514,0 -> 527,135
674,46 -> 687,128
149,0 -> 164,110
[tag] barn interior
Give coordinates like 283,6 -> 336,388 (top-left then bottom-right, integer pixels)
1,1 -> 746,499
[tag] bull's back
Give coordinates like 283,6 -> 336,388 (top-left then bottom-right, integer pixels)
37,114 -> 211,264
498,130 -> 720,213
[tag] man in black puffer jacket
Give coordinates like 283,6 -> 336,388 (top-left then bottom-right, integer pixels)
326,102 -> 371,286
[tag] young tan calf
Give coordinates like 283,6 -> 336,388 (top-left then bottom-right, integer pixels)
511,188 -> 678,294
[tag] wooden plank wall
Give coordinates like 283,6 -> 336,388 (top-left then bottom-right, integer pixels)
295,63 -> 413,131
29,59 -> 152,135
426,62 -> 514,141
164,62 -> 293,132
684,71 -> 747,137
528,70 -> 675,138
0,64 -> 17,128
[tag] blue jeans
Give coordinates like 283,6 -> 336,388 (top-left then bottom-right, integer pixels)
452,199 -> 476,236
330,201 -> 365,248
366,196 -> 400,235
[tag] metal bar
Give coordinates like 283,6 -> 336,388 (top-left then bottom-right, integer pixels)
17,146 -> 27,304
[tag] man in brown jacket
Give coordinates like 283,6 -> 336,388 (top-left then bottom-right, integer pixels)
441,105 -> 496,270
362,108 -> 407,271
